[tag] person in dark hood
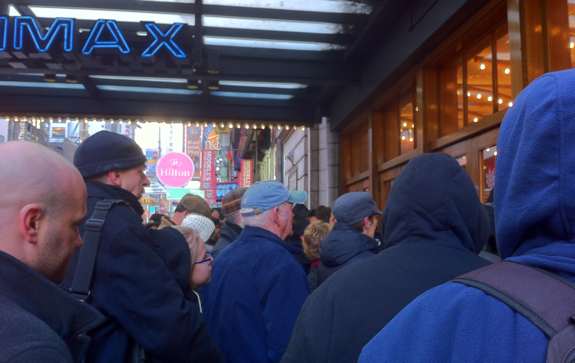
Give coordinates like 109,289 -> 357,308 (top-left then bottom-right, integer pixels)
360,70 -> 575,363
212,187 -> 247,258
307,192 -> 381,290
284,204 -> 312,273
282,153 -> 490,363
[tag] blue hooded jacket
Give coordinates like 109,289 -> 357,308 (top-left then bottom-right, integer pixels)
204,226 -> 309,363
359,69 -> 575,362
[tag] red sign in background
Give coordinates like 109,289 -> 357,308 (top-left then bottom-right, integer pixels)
201,150 -> 218,205
156,152 -> 195,187
240,159 -> 254,188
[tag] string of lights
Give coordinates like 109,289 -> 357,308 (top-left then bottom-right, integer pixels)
0,115 -> 309,132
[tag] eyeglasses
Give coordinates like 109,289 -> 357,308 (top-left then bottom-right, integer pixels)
193,253 -> 213,265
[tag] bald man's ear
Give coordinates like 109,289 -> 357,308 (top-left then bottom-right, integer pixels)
19,204 -> 45,244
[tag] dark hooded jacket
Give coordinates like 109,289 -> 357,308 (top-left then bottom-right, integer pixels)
308,223 -> 379,290
212,221 -> 242,258
282,153 -> 490,363
63,181 -> 220,363
360,69 -> 575,363
0,251 -> 105,362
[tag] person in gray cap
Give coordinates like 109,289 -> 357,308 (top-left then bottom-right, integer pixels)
306,191 -> 382,291
64,131 -> 221,363
203,181 -> 309,363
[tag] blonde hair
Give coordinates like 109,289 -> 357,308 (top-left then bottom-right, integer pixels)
173,226 -> 203,272
302,222 -> 331,261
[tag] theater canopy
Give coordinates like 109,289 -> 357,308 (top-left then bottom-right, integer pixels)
0,0 -> 382,124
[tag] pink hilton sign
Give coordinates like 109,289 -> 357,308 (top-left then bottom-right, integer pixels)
156,152 -> 195,187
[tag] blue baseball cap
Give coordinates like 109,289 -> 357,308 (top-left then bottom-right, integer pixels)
333,192 -> 382,225
241,181 -> 307,216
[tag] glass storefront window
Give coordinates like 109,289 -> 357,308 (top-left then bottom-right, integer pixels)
467,42 -> 493,123
399,100 -> 415,154
439,25 -> 510,136
481,146 -> 497,202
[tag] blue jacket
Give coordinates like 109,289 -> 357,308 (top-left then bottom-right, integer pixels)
63,182 -> 219,363
282,153 -> 490,363
360,69 -> 575,363
308,223 -> 379,290
0,251 -> 105,362
204,226 -> 309,363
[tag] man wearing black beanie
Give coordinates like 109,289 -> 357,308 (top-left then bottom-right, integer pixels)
64,131 -> 221,362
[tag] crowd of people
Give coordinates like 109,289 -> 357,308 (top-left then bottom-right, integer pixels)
1,69 -> 574,362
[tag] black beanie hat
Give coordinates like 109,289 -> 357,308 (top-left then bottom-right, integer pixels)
74,131 -> 147,178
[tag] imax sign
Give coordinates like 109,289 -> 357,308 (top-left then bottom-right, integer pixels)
0,16 -> 188,59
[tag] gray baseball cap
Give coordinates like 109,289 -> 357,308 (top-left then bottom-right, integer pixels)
333,192 -> 382,225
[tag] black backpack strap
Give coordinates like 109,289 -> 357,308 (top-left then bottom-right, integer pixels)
454,261 -> 575,338
68,199 -> 126,302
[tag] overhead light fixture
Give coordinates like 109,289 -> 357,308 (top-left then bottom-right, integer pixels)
65,75 -> 79,84
207,80 -> 220,91
44,73 -> 57,83
187,79 -> 201,90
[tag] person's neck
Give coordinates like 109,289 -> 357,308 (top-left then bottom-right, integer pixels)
247,224 -> 284,240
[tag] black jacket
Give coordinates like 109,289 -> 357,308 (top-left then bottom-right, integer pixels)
284,235 -> 311,274
212,221 -> 242,258
308,223 -> 379,290
282,153 -> 491,363
0,251 -> 104,362
63,181 -> 220,363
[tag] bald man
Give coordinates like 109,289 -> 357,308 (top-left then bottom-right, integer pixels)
0,141 -> 104,362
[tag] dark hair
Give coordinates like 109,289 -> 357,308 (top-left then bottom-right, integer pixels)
211,208 -> 223,220
349,214 -> 378,232
292,204 -> 310,238
174,203 -> 187,213
311,206 -> 332,223
146,213 -> 175,229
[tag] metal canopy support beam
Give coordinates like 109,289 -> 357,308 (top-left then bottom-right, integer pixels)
14,5 -> 35,16
3,56 -> 350,85
0,94 -> 317,122
328,0 -> 487,130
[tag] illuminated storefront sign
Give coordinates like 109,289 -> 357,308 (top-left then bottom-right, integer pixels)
157,152 -> 195,187
0,16 -> 188,59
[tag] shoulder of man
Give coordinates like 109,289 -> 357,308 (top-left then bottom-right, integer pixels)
0,300 -> 72,363
5,344 -> 72,363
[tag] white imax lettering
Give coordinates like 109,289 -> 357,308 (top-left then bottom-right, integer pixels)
0,16 -> 188,59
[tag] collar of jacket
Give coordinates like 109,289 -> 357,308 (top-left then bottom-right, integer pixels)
86,181 -> 144,216
0,251 -> 106,343
240,226 -> 291,252
221,221 -> 242,238
320,223 -> 380,267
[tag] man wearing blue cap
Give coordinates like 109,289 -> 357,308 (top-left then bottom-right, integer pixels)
204,181 -> 309,363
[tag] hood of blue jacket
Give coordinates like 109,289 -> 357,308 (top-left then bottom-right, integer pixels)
495,69 -> 575,277
383,153 -> 488,254
320,223 -> 379,267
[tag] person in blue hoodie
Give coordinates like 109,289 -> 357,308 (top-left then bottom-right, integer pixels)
307,192 -> 382,290
282,154 -> 490,363
204,181 -> 309,363
359,69 -> 575,363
